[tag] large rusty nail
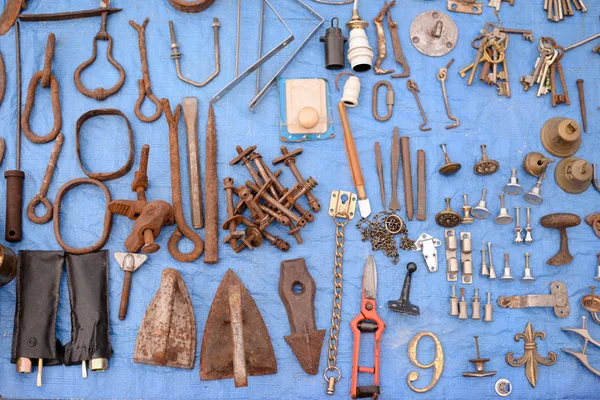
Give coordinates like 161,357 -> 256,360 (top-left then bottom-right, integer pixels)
204,104 -> 219,264
273,146 -> 321,212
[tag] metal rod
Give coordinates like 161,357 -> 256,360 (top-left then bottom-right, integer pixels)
256,0 -> 264,95
16,21 -> 20,170
236,0 -> 241,77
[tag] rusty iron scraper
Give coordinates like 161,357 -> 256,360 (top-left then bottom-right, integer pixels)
279,258 -> 325,375
133,268 -> 196,369
200,269 -> 277,387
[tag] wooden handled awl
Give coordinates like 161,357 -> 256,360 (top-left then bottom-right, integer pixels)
338,102 -> 371,218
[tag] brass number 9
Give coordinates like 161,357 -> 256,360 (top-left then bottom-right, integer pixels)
407,332 -> 444,393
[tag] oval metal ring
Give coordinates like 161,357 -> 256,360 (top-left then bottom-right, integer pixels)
74,35 -> 126,101
22,71 -> 62,144
167,0 -> 216,13
53,178 -> 113,254
372,81 -> 394,122
75,108 -> 134,181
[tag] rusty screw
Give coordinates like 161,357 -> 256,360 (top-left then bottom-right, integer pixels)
272,146 -> 321,212
237,185 -> 269,229
230,145 -> 263,185
576,79 -> 587,133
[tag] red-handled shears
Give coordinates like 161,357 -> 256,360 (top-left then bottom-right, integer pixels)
350,255 -> 386,399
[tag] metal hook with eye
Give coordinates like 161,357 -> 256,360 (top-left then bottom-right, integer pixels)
407,80 -> 431,131
74,11 -> 126,100
437,59 -> 460,129
27,133 -> 64,224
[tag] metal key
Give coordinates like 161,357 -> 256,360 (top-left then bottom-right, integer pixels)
498,27 -> 534,42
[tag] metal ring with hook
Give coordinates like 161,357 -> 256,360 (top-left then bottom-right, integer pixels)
73,11 -> 126,101
372,81 -> 394,122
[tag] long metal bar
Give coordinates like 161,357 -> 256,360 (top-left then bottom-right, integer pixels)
15,21 -> 20,169
248,0 -> 324,111
210,0 -> 294,105
18,8 -> 122,22
235,0 -> 241,77
255,0 -> 265,95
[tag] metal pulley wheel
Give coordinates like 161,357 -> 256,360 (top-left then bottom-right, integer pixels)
410,11 -> 458,57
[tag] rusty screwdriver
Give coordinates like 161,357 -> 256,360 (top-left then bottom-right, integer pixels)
5,21 -> 24,242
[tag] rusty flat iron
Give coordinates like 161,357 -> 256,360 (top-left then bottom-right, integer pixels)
200,269 -> 277,387
134,268 -> 196,369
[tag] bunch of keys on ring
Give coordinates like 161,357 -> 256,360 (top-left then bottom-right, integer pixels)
521,37 -> 569,107
459,23 -> 511,97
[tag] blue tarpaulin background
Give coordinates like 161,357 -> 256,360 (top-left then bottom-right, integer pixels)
0,0 -> 599,398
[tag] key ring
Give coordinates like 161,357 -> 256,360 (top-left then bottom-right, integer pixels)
53,178 -> 113,254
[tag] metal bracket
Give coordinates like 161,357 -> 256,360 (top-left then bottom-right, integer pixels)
444,229 -> 458,281
460,232 -> 472,284
498,281 -> 570,318
328,191 -> 357,220
413,233 -> 442,273
447,0 -> 483,15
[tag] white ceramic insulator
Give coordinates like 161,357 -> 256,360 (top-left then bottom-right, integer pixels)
347,28 -> 373,72
484,304 -> 493,322
458,301 -> 468,320
472,300 -> 481,320
450,298 -> 459,316
341,76 -> 360,107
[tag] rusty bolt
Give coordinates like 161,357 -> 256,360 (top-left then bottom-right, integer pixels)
273,146 -> 321,212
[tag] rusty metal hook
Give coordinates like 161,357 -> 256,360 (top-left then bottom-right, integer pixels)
27,133 -> 64,224
74,11 -> 125,101
372,81 -> 394,122
168,18 -> 220,88
130,18 -> 162,123
22,33 -> 62,144
162,99 -> 204,262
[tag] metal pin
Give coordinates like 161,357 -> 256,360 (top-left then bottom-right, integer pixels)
480,249 -> 489,276
576,79 -> 587,132
472,288 -> 481,320
514,207 -> 523,243
487,242 -> 496,279
522,253 -> 535,282
484,292 -> 493,322
500,253 -> 514,281
459,287 -> 468,319
450,284 -> 459,316
525,207 -> 533,243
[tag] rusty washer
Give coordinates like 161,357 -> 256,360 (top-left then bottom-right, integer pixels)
53,178 -> 113,254
22,33 -> 62,144
76,108 -> 134,181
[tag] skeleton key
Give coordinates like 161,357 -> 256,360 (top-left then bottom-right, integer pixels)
521,56 -> 540,91
498,27 -> 534,42
564,0 -> 574,16
468,36 -> 489,85
537,49 -> 558,97
497,53 -> 511,98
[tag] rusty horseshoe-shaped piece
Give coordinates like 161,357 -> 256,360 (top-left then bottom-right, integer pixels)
130,18 -> 162,123
162,99 -> 204,262
22,33 -> 62,144
0,0 -> 24,36
74,11 -> 125,101
167,0 -> 216,13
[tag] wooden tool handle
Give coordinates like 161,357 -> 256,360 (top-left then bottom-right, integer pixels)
338,102 -> 364,190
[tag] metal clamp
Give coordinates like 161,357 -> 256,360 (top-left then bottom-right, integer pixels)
498,281 -> 570,318
412,233 -> 442,272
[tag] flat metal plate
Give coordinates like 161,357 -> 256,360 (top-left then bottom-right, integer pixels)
447,0 -> 483,15
410,11 -> 458,57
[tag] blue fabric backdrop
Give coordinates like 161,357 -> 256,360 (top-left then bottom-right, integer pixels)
0,0 -> 599,398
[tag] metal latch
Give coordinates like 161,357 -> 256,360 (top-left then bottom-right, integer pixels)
497,281 -> 570,318
412,233 -> 442,272
328,190 -> 357,220
447,0 -> 483,15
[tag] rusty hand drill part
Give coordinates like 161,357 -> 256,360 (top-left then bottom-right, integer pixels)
273,146 -> 321,212
576,79 -> 587,132
407,80 -> 431,131
168,0 -> 216,13
22,33 -> 62,144
182,97 -> 203,229
108,145 -> 175,254
401,136 -> 414,221
0,0 -> 23,36
75,109 -> 134,181
134,268 -> 196,369
162,99 -> 204,262
130,18 -> 162,123
0,49 -> 5,106
200,269 -> 277,387
417,149 -> 426,221
168,19 -> 220,87
26,133 -> 64,224
205,103 -> 219,264
73,11 -> 125,101
53,178 -> 113,254
279,258 -> 325,375
374,1 -> 396,75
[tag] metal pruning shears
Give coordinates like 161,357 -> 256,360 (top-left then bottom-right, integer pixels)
350,256 -> 386,399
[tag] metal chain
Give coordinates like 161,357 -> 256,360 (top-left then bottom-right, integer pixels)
323,216 -> 347,391
356,211 -> 415,264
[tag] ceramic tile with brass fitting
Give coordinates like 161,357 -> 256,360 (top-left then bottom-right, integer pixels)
473,144 -> 499,176
460,232 -> 472,284
521,253 -> 535,282
494,194 -> 513,225
444,229 -> 459,282
436,198 -> 462,228
524,174 -> 544,205
462,336 -> 496,377
438,144 -> 461,175
487,242 -> 497,279
504,169 -> 523,195
471,189 -> 490,219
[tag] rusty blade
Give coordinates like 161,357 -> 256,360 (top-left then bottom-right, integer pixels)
0,0 -> 24,36
134,268 -> 196,369
200,269 -> 277,386
279,258 -> 325,375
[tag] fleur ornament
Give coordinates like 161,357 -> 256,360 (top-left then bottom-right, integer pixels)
505,322 -> 557,387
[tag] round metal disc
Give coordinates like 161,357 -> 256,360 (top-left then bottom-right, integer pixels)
410,11 -> 458,57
